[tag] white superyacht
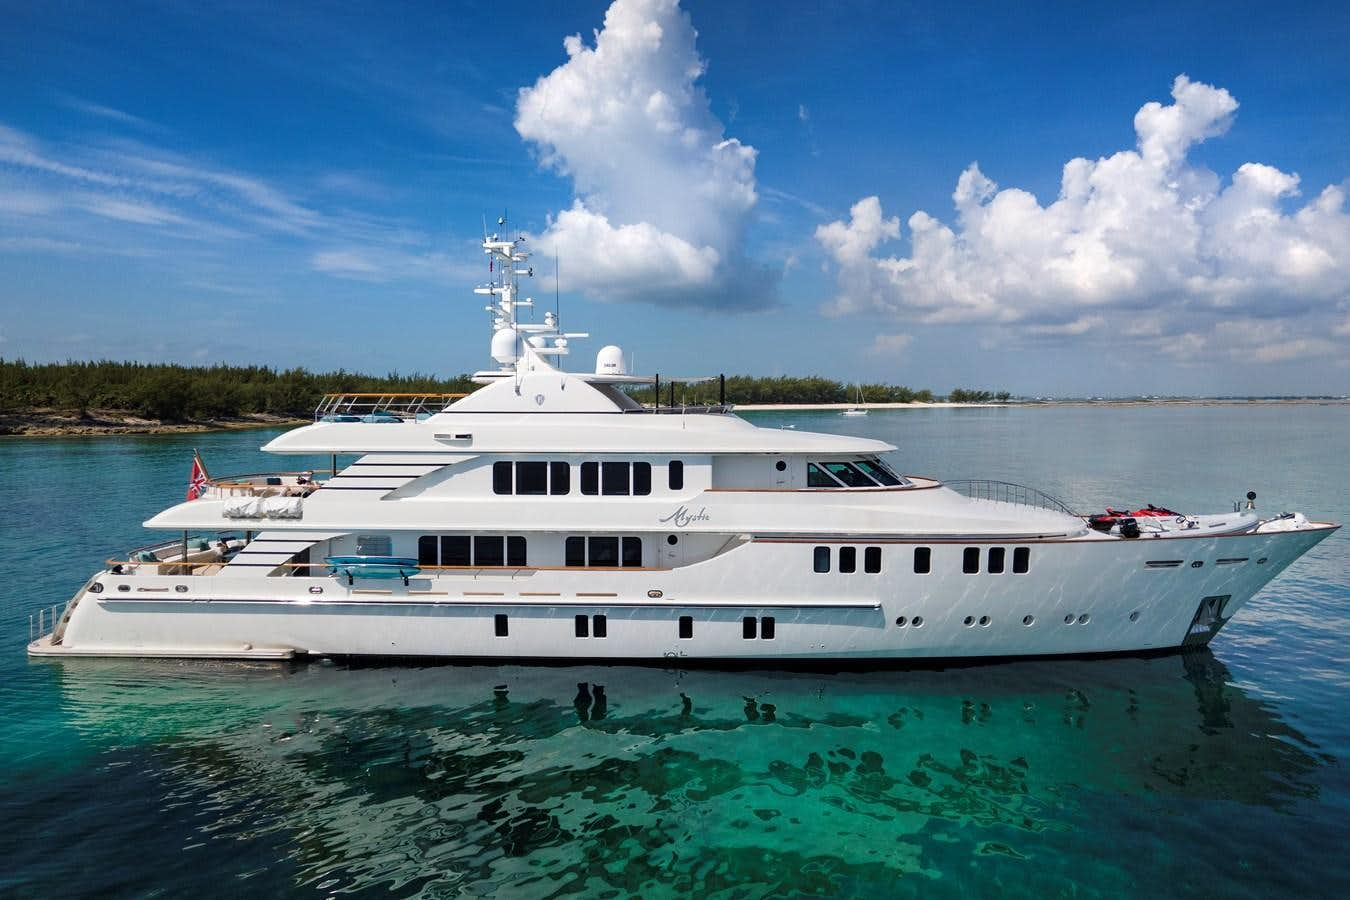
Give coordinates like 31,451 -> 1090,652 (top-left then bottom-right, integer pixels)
28,233 -> 1338,663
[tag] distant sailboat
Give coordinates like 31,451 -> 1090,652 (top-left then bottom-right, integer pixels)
842,384 -> 868,416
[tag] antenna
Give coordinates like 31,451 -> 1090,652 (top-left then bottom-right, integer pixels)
554,243 -> 561,329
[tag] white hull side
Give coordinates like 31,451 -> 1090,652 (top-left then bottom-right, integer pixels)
34,526 -> 1334,662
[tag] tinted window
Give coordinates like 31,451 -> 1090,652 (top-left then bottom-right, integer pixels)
474,536 -> 504,566
516,461 -> 547,495
580,461 -> 599,495
442,536 -> 470,566
839,546 -> 857,573
575,614 -> 589,638
492,461 -> 512,495
621,536 -> 642,567
855,459 -> 901,486
550,461 -> 570,495
593,614 -> 607,638
507,536 -> 527,567
494,614 -> 508,637
807,463 -> 841,487
589,537 -> 619,567
601,461 -> 630,496
914,546 -> 931,574
669,460 -> 684,490
761,616 -> 775,640
417,535 -> 438,565
813,546 -> 831,573
679,615 -> 693,639
633,462 -> 651,496
1013,547 -> 1030,574
823,462 -> 876,487
864,546 -> 881,573
565,536 -> 586,567
963,547 -> 980,574
988,547 -> 1006,574
742,616 -> 757,639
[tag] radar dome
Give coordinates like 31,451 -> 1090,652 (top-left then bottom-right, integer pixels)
490,328 -> 519,366
596,345 -> 626,376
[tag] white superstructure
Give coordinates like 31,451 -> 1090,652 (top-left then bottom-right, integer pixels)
28,231 -> 1338,663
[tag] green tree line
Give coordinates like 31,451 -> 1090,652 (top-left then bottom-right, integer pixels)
0,359 -> 1012,422
0,359 -> 477,422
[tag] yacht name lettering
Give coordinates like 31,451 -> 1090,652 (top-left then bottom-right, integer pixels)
659,505 -> 710,527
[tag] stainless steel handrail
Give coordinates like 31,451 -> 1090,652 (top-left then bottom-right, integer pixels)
945,479 -> 1078,516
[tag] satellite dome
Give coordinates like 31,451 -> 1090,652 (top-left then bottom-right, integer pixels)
595,345 -> 626,376
490,328 -> 519,366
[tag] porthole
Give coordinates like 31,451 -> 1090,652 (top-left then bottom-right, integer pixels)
174,585 -> 188,593
963,615 -> 975,627
118,584 -> 130,592
666,534 -> 678,546
911,616 -> 924,627
1022,615 -> 1034,626
1129,611 -> 1140,622
89,582 -> 104,594
775,460 -> 787,472
978,615 -> 990,627
895,616 -> 907,627
1064,614 -> 1074,625
1078,614 -> 1090,625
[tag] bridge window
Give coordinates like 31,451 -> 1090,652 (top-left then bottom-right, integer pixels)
807,463 -> 840,487
822,462 -> 876,487
1013,547 -> 1030,573
963,547 -> 980,574
865,546 -> 882,573
669,460 -> 684,490
914,547 -> 931,574
855,459 -> 901,486
813,546 -> 831,573
839,546 -> 857,573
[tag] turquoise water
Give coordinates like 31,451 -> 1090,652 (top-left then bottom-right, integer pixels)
1,405 -> 1347,897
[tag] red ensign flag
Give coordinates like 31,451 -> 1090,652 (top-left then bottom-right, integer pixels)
186,453 -> 209,500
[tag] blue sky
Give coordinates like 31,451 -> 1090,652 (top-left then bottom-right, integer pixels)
2,0 -> 1348,396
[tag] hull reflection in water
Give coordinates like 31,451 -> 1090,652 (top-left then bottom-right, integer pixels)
40,651 -> 1325,896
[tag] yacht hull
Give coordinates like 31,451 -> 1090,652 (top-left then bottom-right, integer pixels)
32,524 -> 1335,663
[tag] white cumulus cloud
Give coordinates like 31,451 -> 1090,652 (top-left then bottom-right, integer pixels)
515,0 -> 775,308
815,75 -> 1350,364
